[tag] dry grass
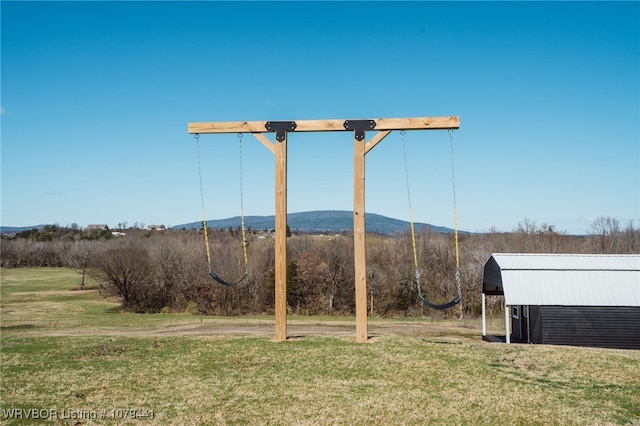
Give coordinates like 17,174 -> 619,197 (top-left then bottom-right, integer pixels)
1,268 -> 639,425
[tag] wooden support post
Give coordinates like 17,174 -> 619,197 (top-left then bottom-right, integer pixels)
274,132 -> 288,342
354,133 -> 367,342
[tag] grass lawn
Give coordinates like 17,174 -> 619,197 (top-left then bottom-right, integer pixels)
1,268 -> 639,425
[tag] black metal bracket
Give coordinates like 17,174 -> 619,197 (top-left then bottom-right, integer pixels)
265,121 -> 297,142
343,119 -> 376,141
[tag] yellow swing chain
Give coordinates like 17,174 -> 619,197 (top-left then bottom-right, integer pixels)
195,133 -> 250,274
401,130 -> 421,284
402,129 -> 463,315
449,129 -> 464,318
238,133 -> 249,272
194,133 -> 213,272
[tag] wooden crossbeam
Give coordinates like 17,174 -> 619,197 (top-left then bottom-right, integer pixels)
188,116 -> 459,134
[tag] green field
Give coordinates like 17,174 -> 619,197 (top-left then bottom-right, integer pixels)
1,268 -> 639,425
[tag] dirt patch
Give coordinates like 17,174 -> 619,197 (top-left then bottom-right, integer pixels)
16,319 -> 482,342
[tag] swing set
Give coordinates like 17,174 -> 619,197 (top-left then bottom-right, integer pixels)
189,116 -> 461,341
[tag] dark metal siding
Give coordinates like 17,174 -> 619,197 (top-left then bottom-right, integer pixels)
530,306 -> 542,344
510,306 -> 534,343
538,306 -> 640,349
511,312 -> 522,341
482,257 -> 504,295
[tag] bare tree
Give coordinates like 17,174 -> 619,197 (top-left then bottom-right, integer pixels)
294,251 -> 330,315
620,221 -> 640,253
91,240 -> 154,311
322,238 -> 351,315
64,240 -> 98,289
244,238 -> 274,313
5,215 -> 635,318
590,216 -> 621,253
1,239 -> 34,267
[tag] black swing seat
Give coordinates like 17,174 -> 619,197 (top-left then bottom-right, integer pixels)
418,293 -> 461,310
209,270 -> 248,287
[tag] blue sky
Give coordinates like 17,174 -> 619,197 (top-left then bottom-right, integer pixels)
2,1 -> 638,234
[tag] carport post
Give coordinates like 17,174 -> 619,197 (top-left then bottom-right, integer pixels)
482,293 -> 486,336
504,304 -> 511,344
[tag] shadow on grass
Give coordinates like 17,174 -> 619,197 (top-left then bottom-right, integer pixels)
1,324 -> 38,330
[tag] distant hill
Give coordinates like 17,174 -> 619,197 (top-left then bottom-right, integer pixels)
173,210 -> 455,235
0,225 -> 47,234
0,211 -> 456,236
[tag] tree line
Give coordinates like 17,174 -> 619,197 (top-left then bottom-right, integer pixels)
1,217 -> 637,318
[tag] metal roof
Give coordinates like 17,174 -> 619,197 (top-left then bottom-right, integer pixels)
482,253 -> 640,307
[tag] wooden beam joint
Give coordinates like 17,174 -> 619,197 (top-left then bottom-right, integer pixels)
265,121 -> 297,142
343,119 -> 376,141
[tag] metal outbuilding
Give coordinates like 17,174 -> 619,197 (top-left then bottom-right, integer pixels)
481,253 -> 640,349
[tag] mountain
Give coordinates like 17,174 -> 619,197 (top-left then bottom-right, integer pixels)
173,210 -> 455,235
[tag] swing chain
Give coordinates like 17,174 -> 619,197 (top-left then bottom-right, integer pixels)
238,133 -> 249,271
450,128 -> 461,300
402,129 -> 421,291
402,127 -> 463,311
238,133 -> 244,215
401,130 -> 411,210
414,267 -> 421,294
450,128 -> 464,318
194,133 -> 213,273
